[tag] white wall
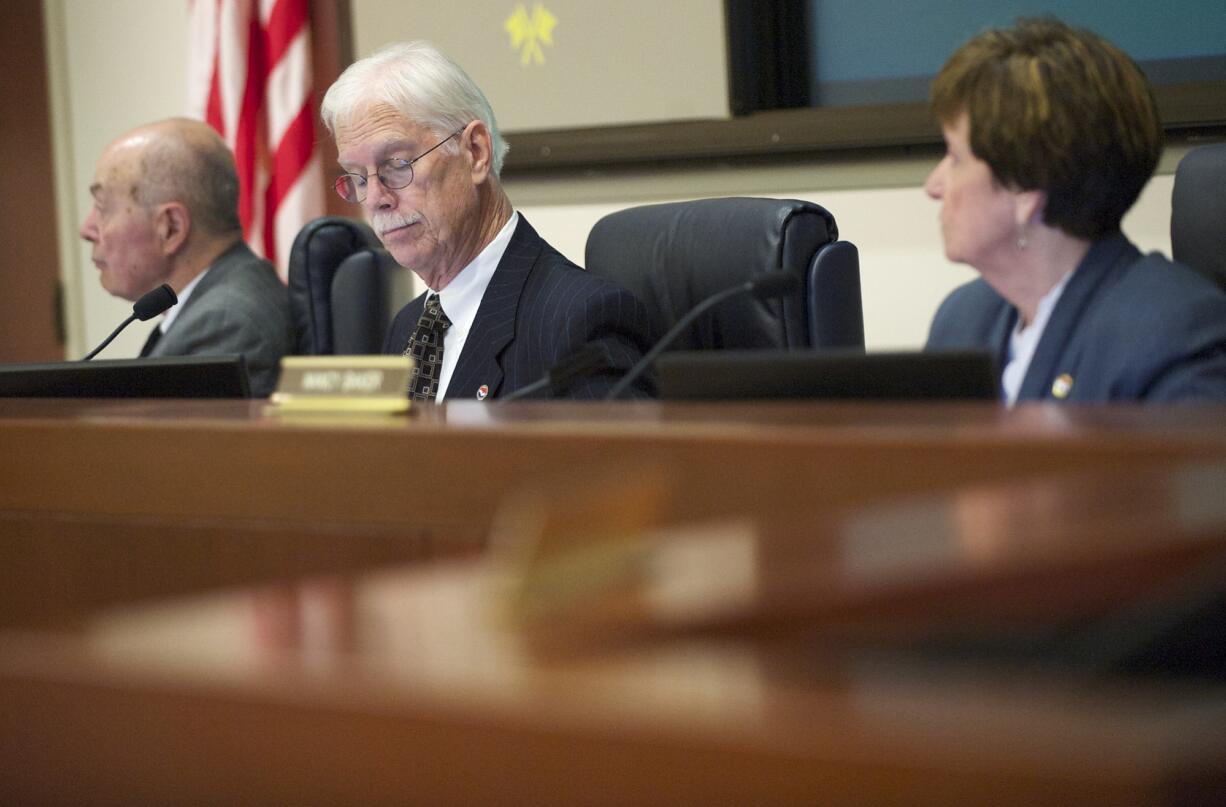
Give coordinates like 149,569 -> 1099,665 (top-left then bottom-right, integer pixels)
44,1 -> 1179,356
46,0 -> 191,358
507,165 -> 1177,350
351,0 -> 730,130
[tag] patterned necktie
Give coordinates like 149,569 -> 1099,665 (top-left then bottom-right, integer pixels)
403,295 -> 451,401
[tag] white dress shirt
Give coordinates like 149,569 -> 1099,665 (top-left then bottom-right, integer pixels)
432,211 -> 519,400
156,266 -> 210,336
1001,269 -> 1074,406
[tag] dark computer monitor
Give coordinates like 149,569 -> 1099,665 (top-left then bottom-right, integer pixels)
0,355 -> 251,398
656,349 -> 998,401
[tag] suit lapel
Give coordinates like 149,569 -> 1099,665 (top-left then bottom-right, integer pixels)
447,217 -> 541,399
1017,232 -> 1136,400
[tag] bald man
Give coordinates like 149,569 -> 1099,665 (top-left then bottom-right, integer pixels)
79,117 -> 292,397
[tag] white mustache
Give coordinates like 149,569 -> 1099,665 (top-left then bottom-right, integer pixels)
372,212 -> 421,236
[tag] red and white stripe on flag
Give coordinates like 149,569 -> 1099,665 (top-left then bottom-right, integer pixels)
187,0 -> 324,280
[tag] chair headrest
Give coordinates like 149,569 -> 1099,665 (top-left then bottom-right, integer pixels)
287,216 -> 382,354
330,248 -> 403,355
585,197 -> 837,350
1171,143 -> 1226,293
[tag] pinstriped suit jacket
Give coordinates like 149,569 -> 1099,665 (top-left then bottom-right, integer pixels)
383,216 -> 656,400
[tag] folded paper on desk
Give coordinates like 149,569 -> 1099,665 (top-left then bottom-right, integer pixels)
489,460 -> 1226,679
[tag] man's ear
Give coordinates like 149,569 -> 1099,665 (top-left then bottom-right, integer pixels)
463,120 -> 495,184
156,202 -> 190,256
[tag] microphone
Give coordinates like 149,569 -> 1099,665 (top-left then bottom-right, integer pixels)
82,283 -> 178,361
603,272 -> 802,400
502,343 -> 609,401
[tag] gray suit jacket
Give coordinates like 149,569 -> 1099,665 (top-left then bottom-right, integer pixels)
927,232 -> 1226,402
149,241 -> 293,397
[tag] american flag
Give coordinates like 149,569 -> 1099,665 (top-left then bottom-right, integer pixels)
186,0 -> 323,280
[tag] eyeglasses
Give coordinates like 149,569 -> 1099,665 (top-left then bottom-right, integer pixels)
332,126 -> 465,204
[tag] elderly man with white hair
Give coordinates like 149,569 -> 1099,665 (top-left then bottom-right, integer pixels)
321,41 -> 654,401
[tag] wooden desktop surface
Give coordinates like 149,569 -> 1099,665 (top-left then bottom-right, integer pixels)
2,454 -> 1225,805
3,399 -> 1226,802
3,397 -> 1226,626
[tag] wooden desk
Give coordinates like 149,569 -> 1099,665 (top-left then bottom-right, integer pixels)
3,456 -> 1225,805
3,398 -> 1226,625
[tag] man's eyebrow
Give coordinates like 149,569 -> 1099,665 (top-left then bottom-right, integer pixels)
339,139 -> 416,170
374,138 -> 415,156
383,139 -> 417,156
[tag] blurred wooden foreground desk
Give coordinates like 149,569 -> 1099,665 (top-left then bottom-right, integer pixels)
3,398 -> 1226,626
2,458 -> 1225,805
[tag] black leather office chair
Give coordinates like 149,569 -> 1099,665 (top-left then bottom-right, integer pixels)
584,197 -> 865,351
1171,143 -> 1226,293
287,216 -> 402,354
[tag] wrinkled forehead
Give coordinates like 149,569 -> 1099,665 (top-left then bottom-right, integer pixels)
334,103 -> 432,161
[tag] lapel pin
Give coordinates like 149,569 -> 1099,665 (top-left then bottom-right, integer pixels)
476,384 -> 489,401
1051,373 -> 1074,399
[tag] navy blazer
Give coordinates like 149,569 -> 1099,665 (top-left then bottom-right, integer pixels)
926,232 -> 1226,402
383,215 -> 656,400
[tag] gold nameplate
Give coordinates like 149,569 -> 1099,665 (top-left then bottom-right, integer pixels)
269,355 -> 413,413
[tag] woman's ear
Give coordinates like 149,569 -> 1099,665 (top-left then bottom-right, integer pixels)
1015,188 -> 1046,230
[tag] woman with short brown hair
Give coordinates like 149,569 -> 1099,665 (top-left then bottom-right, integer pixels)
924,18 -> 1226,403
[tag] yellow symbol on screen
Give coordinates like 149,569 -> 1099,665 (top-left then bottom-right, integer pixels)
505,3 -> 557,65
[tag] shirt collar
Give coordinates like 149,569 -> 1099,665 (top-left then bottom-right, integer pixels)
1024,265 -> 1075,338
434,211 -> 519,339
158,266 -> 211,334
1002,266 -> 1075,405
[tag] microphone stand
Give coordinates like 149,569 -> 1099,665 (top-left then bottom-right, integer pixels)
81,284 -> 179,361
603,280 -> 754,401
82,314 -> 138,360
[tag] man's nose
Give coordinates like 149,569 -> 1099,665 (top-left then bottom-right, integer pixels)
79,209 -> 98,241
362,175 -> 395,213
